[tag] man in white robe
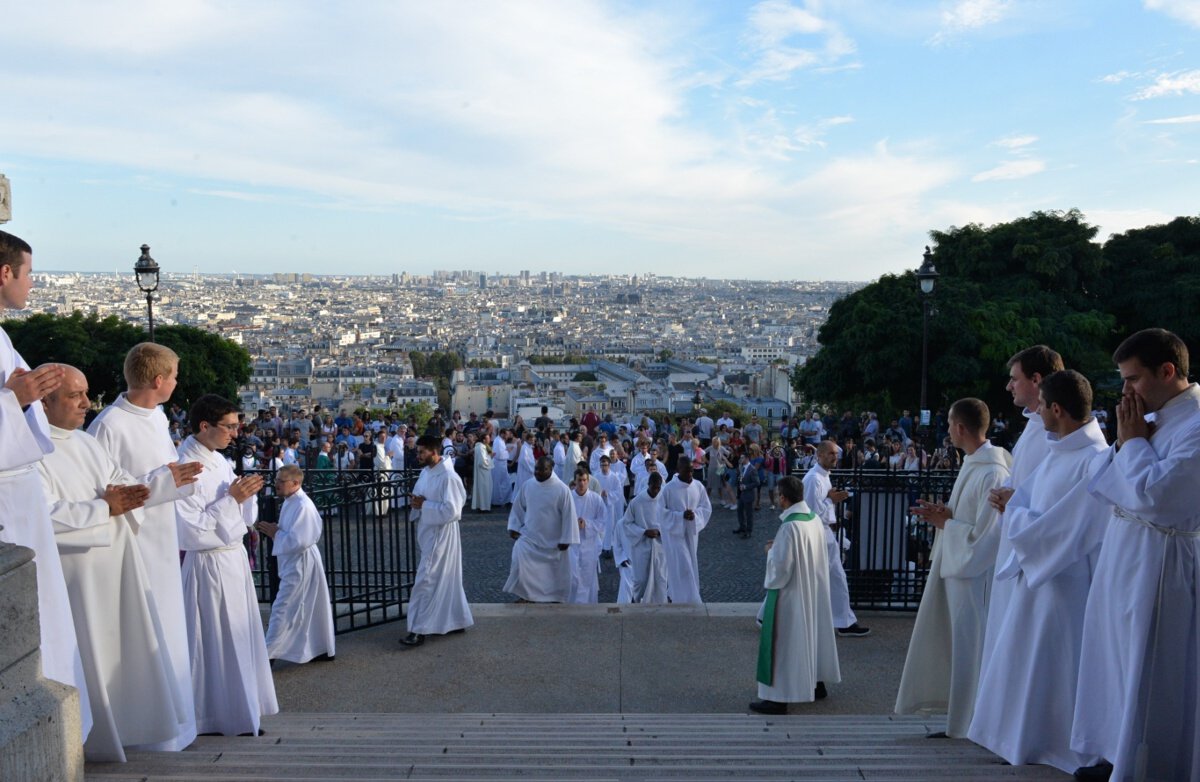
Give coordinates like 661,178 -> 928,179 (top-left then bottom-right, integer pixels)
967,370 -> 1107,773
490,429 -> 512,506
896,398 -> 1011,738
804,441 -> 868,636
399,435 -> 473,648
659,457 -> 711,604
255,465 -> 335,665
553,434 -> 569,483
38,365 -> 195,761
568,467 -> 607,604
588,433 -> 614,476
564,432 -> 583,477
1072,329 -> 1200,782
176,394 -> 278,736
515,432 -> 536,494
978,347 -> 1061,680
750,476 -> 840,714
472,435 -> 493,512
87,341 -> 203,752
618,472 -> 669,604
595,454 -> 625,556
504,456 -> 578,603
0,231 -> 89,740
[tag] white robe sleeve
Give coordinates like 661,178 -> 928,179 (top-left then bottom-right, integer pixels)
1088,431 -> 1200,519
1000,478 -> 1110,588
937,468 -> 1007,580
558,489 -> 580,546
176,483 -> 250,548
692,483 -> 712,533
272,498 -> 322,557
0,389 -> 49,470
507,485 -> 527,535
419,471 -> 465,527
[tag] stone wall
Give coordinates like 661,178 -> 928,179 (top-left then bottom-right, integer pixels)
0,541 -> 83,782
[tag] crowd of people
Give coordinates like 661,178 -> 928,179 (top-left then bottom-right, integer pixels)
5,225 -> 1197,782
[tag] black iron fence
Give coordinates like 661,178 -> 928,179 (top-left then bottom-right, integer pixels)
822,466 -> 958,610
246,468 -> 419,634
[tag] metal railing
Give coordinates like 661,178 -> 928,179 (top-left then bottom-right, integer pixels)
823,466 -> 958,610
247,468 -> 419,634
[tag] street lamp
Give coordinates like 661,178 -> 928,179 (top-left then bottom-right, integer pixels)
134,244 -> 161,342
916,246 -> 939,429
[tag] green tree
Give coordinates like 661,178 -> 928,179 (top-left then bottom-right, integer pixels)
704,399 -> 750,428
796,210 -> 1115,416
2,312 -> 251,408
573,371 -> 598,382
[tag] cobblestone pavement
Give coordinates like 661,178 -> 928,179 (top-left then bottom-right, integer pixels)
460,491 -> 782,604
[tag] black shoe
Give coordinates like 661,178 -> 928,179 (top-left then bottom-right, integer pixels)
925,731 -> 949,739
836,623 -> 871,637
446,628 -> 466,635
732,528 -> 745,535
398,632 -> 426,648
313,653 -> 335,662
1074,762 -> 1113,781
814,681 -> 827,700
237,729 -> 266,737
748,699 -> 787,715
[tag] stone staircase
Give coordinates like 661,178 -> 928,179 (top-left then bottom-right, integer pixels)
86,713 -> 1069,781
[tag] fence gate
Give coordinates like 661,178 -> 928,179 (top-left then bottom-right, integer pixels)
251,469 -> 417,634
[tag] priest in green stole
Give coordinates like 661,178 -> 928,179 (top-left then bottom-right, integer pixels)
750,475 -> 841,714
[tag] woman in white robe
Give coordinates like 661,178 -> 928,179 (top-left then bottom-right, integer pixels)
258,473 -> 335,664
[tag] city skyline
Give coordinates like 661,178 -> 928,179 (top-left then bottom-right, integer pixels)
3,1 -> 1198,281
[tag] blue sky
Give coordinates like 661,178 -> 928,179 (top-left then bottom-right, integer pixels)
2,0 -> 1198,281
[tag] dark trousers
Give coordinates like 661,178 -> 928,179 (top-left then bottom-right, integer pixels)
737,493 -> 756,533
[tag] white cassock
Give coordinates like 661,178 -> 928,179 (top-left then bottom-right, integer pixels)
175,435 -> 278,737
0,329 -> 89,739
568,488 -> 607,604
88,392 -> 198,751
553,441 -> 568,482
264,488 -> 335,663
895,442 -> 1011,737
490,435 -> 511,506
803,463 -> 856,628
504,474 -> 579,602
407,458 -> 473,635
472,441 -> 493,512
1072,384 -> 1200,782
978,410 -> 1051,679
515,442 -> 536,494
588,444 -> 613,477
631,456 -> 667,497
595,469 -> 625,553
967,419 -> 1107,773
619,491 -> 669,604
39,426 -> 187,761
659,476 -> 712,604
565,442 -> 583,477
756,501 -> 841,703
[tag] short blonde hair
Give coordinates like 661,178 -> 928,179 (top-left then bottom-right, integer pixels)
123,343 -> 179,389
277,464 -> 304,483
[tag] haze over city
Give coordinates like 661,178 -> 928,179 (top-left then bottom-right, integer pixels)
3,0 -> 1198,281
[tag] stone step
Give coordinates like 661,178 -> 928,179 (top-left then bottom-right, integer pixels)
85,713 -> 1069,781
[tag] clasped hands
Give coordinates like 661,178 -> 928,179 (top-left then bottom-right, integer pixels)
910,498 -> 951,529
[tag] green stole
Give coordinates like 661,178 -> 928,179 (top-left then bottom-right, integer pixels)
756,510 -> 817,686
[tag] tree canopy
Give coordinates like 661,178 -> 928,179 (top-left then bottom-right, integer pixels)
795,210 -> 1199,416
3,312 -> 251,408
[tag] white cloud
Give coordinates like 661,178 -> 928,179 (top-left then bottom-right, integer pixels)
929,0 -> 1012,44
971,159 -> 1046,181
1144,114 -> 1200,124
993,134 -> 1038,149
1133,69 -> 1200,99
738,1 -> 857,85
1144,0 -> 1200,28
1086,207 -> 1178,238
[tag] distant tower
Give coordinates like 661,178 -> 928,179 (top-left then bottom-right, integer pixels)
193,266 -> 199,282
478,273 -> 487,290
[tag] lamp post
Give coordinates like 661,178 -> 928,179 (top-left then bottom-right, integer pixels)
916,246 -> 939,432
134,244 -> 161,342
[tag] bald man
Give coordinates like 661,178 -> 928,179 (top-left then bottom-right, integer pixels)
804,441 -> 869,637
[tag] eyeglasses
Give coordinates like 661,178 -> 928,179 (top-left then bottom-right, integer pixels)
214,422 -> 240,432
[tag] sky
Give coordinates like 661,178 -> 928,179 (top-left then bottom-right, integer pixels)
2,0 -> 1198,281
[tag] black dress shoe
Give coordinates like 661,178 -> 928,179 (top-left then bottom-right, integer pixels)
814,681 -> 827,700
1074,761 -> 1113,781
731,528 -> 745,534
925,730 -> 949,739
313,653 -> 335,662
748,699 -> 787,715
398,632 -> 426,648
446,628 -> 466,635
